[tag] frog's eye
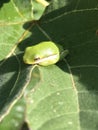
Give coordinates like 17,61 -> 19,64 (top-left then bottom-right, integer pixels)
34,57 -> 40,61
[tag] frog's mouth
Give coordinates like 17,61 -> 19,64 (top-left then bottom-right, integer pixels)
33,54 -> 59,64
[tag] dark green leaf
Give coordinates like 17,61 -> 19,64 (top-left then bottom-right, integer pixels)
0,0 -> 98,130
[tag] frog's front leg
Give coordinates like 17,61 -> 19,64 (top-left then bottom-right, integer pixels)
60,50 -> 69,60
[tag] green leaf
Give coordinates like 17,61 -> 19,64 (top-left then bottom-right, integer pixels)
0,97 -> 26,130
25,65 -> 79,130
0,0 -> 46,60
0,54 -> 32,121
0,0 -> 98,130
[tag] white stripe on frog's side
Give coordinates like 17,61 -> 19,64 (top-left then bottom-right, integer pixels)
36,0 -> 49,7
33,54 -> 59,64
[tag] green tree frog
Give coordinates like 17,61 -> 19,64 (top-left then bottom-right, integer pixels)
23,41 -> 69,66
